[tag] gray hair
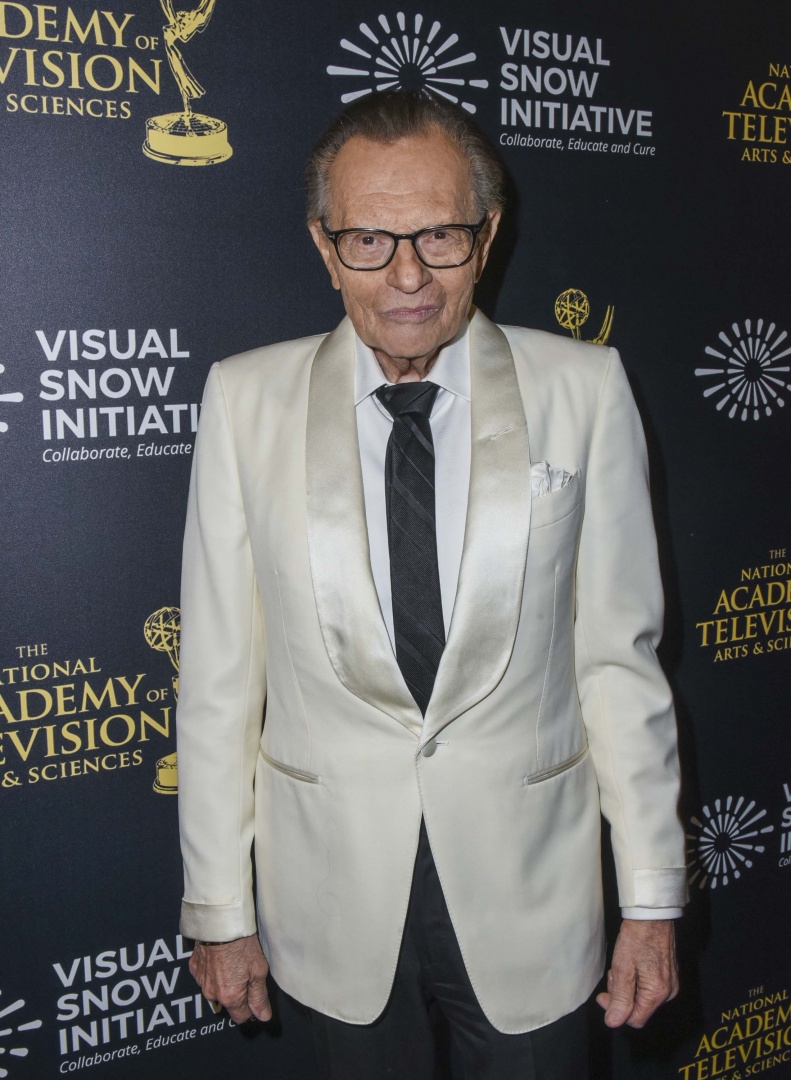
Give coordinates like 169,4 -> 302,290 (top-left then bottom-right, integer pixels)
305,90 -> 505,224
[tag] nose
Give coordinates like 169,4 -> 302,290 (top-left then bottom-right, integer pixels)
385,238 -> 432,293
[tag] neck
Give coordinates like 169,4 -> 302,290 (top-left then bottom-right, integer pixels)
373,348 -> 438,384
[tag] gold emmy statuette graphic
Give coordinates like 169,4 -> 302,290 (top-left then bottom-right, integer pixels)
153,751 -> 179,794
144,606 -> 181,794
143,0 -> 232,165
554,288 -> 614,346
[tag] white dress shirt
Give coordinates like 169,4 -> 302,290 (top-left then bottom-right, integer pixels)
355,324 -> 471,646
353,323 -> 681,922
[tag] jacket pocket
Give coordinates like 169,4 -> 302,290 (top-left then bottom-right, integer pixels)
260,748 -> 320,784
530,472 -> 583,530
524,745 -> 588,786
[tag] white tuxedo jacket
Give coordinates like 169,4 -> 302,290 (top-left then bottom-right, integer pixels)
177,309 -> 686,1033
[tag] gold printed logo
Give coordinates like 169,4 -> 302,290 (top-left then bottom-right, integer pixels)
554,288 -> 614,345
143,607 -> 180,794
678,985 -> 791,1080
143,0 -> 232,165
722,62 -> 791,165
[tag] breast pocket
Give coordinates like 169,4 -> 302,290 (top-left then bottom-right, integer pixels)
530,472 -> 583,531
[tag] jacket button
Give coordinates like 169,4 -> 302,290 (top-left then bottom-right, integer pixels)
422,740 -> 437,758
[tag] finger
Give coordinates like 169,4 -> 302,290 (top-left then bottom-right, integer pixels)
603,968 -> 637,1028
188,953 -> 203,984
222,995 -> 253,1025
627,970 -> 678,1029
595,970 -> 616,1013
248,977 -> 273,1022
226,1006 -> 253,1025
627,988 -> 668,1029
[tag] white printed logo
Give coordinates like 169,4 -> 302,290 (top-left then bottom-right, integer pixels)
0,989 -> 43,1078
695,319 -> 791,421
687,795 -> 774,890
327,12 -> 488,113
0,364 -> 24,434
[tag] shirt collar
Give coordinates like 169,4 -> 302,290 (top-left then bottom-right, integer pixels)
353,316 -> 471,405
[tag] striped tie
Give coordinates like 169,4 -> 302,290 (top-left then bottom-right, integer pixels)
375,381 -> 444,715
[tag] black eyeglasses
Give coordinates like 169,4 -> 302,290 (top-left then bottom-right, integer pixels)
321,215 -> 488,271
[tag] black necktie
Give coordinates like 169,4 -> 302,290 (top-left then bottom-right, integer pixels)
375,381 -> 444,715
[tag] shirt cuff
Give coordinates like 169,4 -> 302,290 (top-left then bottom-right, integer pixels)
180,899 -> 257,942
621,906 -> 684,920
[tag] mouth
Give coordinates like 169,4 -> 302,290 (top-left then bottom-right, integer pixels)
380,305 -> 440,323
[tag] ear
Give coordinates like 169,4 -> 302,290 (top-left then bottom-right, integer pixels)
308,220 -> 342,291
473,209 -> 502,283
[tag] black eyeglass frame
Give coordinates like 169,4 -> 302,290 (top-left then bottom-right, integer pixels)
321,214 -> 489,271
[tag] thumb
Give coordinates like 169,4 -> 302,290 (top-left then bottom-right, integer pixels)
600,973 -> 636,1028
247,974 -> 272,1022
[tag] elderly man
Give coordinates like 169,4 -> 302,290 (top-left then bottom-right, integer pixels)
177,90 -> 686,1079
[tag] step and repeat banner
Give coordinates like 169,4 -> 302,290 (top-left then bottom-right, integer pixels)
1,0 -> 789,1077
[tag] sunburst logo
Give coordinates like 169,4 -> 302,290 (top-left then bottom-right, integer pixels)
0,989 -> 43,1078
0,364 -> 24,434
327,12 -> 488,113
695,319 -> 791,421
687,795 -> 775,890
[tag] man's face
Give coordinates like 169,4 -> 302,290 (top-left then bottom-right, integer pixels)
309,130 -> 500,371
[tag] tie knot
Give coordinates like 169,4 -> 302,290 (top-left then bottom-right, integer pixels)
375,381 -> 440,420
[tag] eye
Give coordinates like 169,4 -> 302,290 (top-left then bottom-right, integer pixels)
420,229 -> 460,250
348,232 -> 388,250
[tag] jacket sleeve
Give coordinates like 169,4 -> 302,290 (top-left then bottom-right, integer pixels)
176,362 -> 267,941
574,348 -> 687,910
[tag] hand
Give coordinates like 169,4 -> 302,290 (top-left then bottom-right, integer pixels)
596,919 -> 679,1029
189,933 -> 272,1024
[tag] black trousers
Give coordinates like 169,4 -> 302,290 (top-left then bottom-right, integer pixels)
309,820 -> 589,1080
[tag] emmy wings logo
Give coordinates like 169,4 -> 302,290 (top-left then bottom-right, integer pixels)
0,988 -> 43,1078
554,289 -> 614,345
143,0 -> 232,166
327,12 -> 489,113
0,364 -> 24,434
695,319 -> 791,421
687,795 -> 774,890
144,607 -> 180,795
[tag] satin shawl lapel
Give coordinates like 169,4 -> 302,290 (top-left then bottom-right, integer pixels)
421,310 -> 532,747
305,317 -> 423,736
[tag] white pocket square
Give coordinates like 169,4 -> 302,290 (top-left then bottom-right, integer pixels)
530,461 -> 575,498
